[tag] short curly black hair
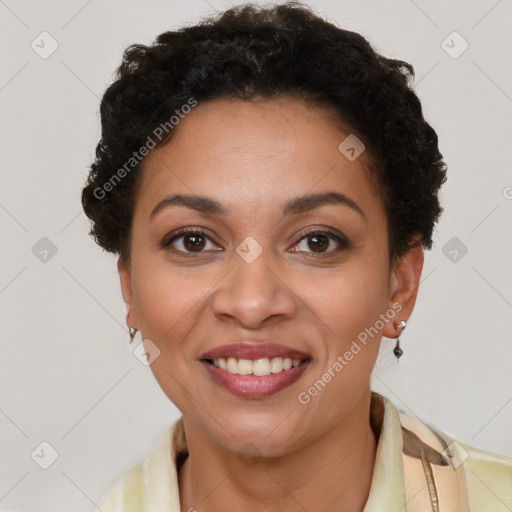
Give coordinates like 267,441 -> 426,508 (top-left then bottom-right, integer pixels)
81,1 -> 447,266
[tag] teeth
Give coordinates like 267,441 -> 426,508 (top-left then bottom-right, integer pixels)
253,358 -> 270,376
238,359 -> 253,375
227,357 -> 238,373
211,357 -> 305,376
270,357 -> 283,373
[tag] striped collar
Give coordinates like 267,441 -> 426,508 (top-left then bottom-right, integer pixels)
101,390 -> 512,510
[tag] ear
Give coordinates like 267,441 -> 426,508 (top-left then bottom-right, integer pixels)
382,237 -> 424,339
117,257 -> 139,329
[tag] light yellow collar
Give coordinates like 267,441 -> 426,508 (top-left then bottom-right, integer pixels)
140,391 -> 406,511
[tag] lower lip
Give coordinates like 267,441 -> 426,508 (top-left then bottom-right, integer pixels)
201,360 -> 311,398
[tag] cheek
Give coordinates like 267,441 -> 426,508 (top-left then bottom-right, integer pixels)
303,257 -> 389,381
307,273 -> 387,402
130,264 -> 207,408
130,261 -> 206,350
311,259 -> 389,329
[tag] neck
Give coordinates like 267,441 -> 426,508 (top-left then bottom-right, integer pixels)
178,391 -> 378,512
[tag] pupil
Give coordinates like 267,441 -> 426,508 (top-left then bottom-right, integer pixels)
309,234 -> 328,252
185,234 -> 205,251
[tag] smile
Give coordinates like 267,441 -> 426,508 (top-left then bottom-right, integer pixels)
206,356 -> 307,376
201,358 -> 311,398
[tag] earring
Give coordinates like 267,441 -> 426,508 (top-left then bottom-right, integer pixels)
128,326 -> 138,344
393,320 -> 407,360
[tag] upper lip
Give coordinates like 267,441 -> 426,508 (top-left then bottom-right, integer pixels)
200,342 -> 311,361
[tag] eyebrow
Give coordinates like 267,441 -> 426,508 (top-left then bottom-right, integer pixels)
149,191 -> 366,220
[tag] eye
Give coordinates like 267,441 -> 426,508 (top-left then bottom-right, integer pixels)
290,229 -> 349,255
161,227 -> 350,256
161,227 -> 220,254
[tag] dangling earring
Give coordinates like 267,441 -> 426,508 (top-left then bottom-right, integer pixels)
128,326 -> 138,344
393,320 -> 407,360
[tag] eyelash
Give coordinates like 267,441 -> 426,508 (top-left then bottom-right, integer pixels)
161,227 -> 350,257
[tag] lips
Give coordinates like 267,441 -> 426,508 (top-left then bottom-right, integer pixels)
200,342 -> 311,361
202,359 -> 311,397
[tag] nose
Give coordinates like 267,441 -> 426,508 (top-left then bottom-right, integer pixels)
210,246 -> 297,329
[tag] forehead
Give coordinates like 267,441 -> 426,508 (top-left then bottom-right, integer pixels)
134,97 -> 381,220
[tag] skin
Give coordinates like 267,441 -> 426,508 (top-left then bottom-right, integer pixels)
118,97 -> 423,512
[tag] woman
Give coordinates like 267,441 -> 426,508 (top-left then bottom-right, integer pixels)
81,2 -> 512,510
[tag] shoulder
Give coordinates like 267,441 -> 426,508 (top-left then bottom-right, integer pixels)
92,418 -> 183,512
453,437 -> 512,501
381,393 -> 512,510
95,462 -> 144,511
410,414 -> 512,507
456,436 -> 512,474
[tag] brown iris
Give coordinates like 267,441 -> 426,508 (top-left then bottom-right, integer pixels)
307,233 -> 329,252
183,233 -> 206,252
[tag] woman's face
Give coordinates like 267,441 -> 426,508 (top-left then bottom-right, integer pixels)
119,97 -> 421,456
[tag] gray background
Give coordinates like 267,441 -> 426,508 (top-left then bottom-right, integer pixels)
1,0 -> 511,510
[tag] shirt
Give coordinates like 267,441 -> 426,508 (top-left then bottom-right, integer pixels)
94,391 -> 512,511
